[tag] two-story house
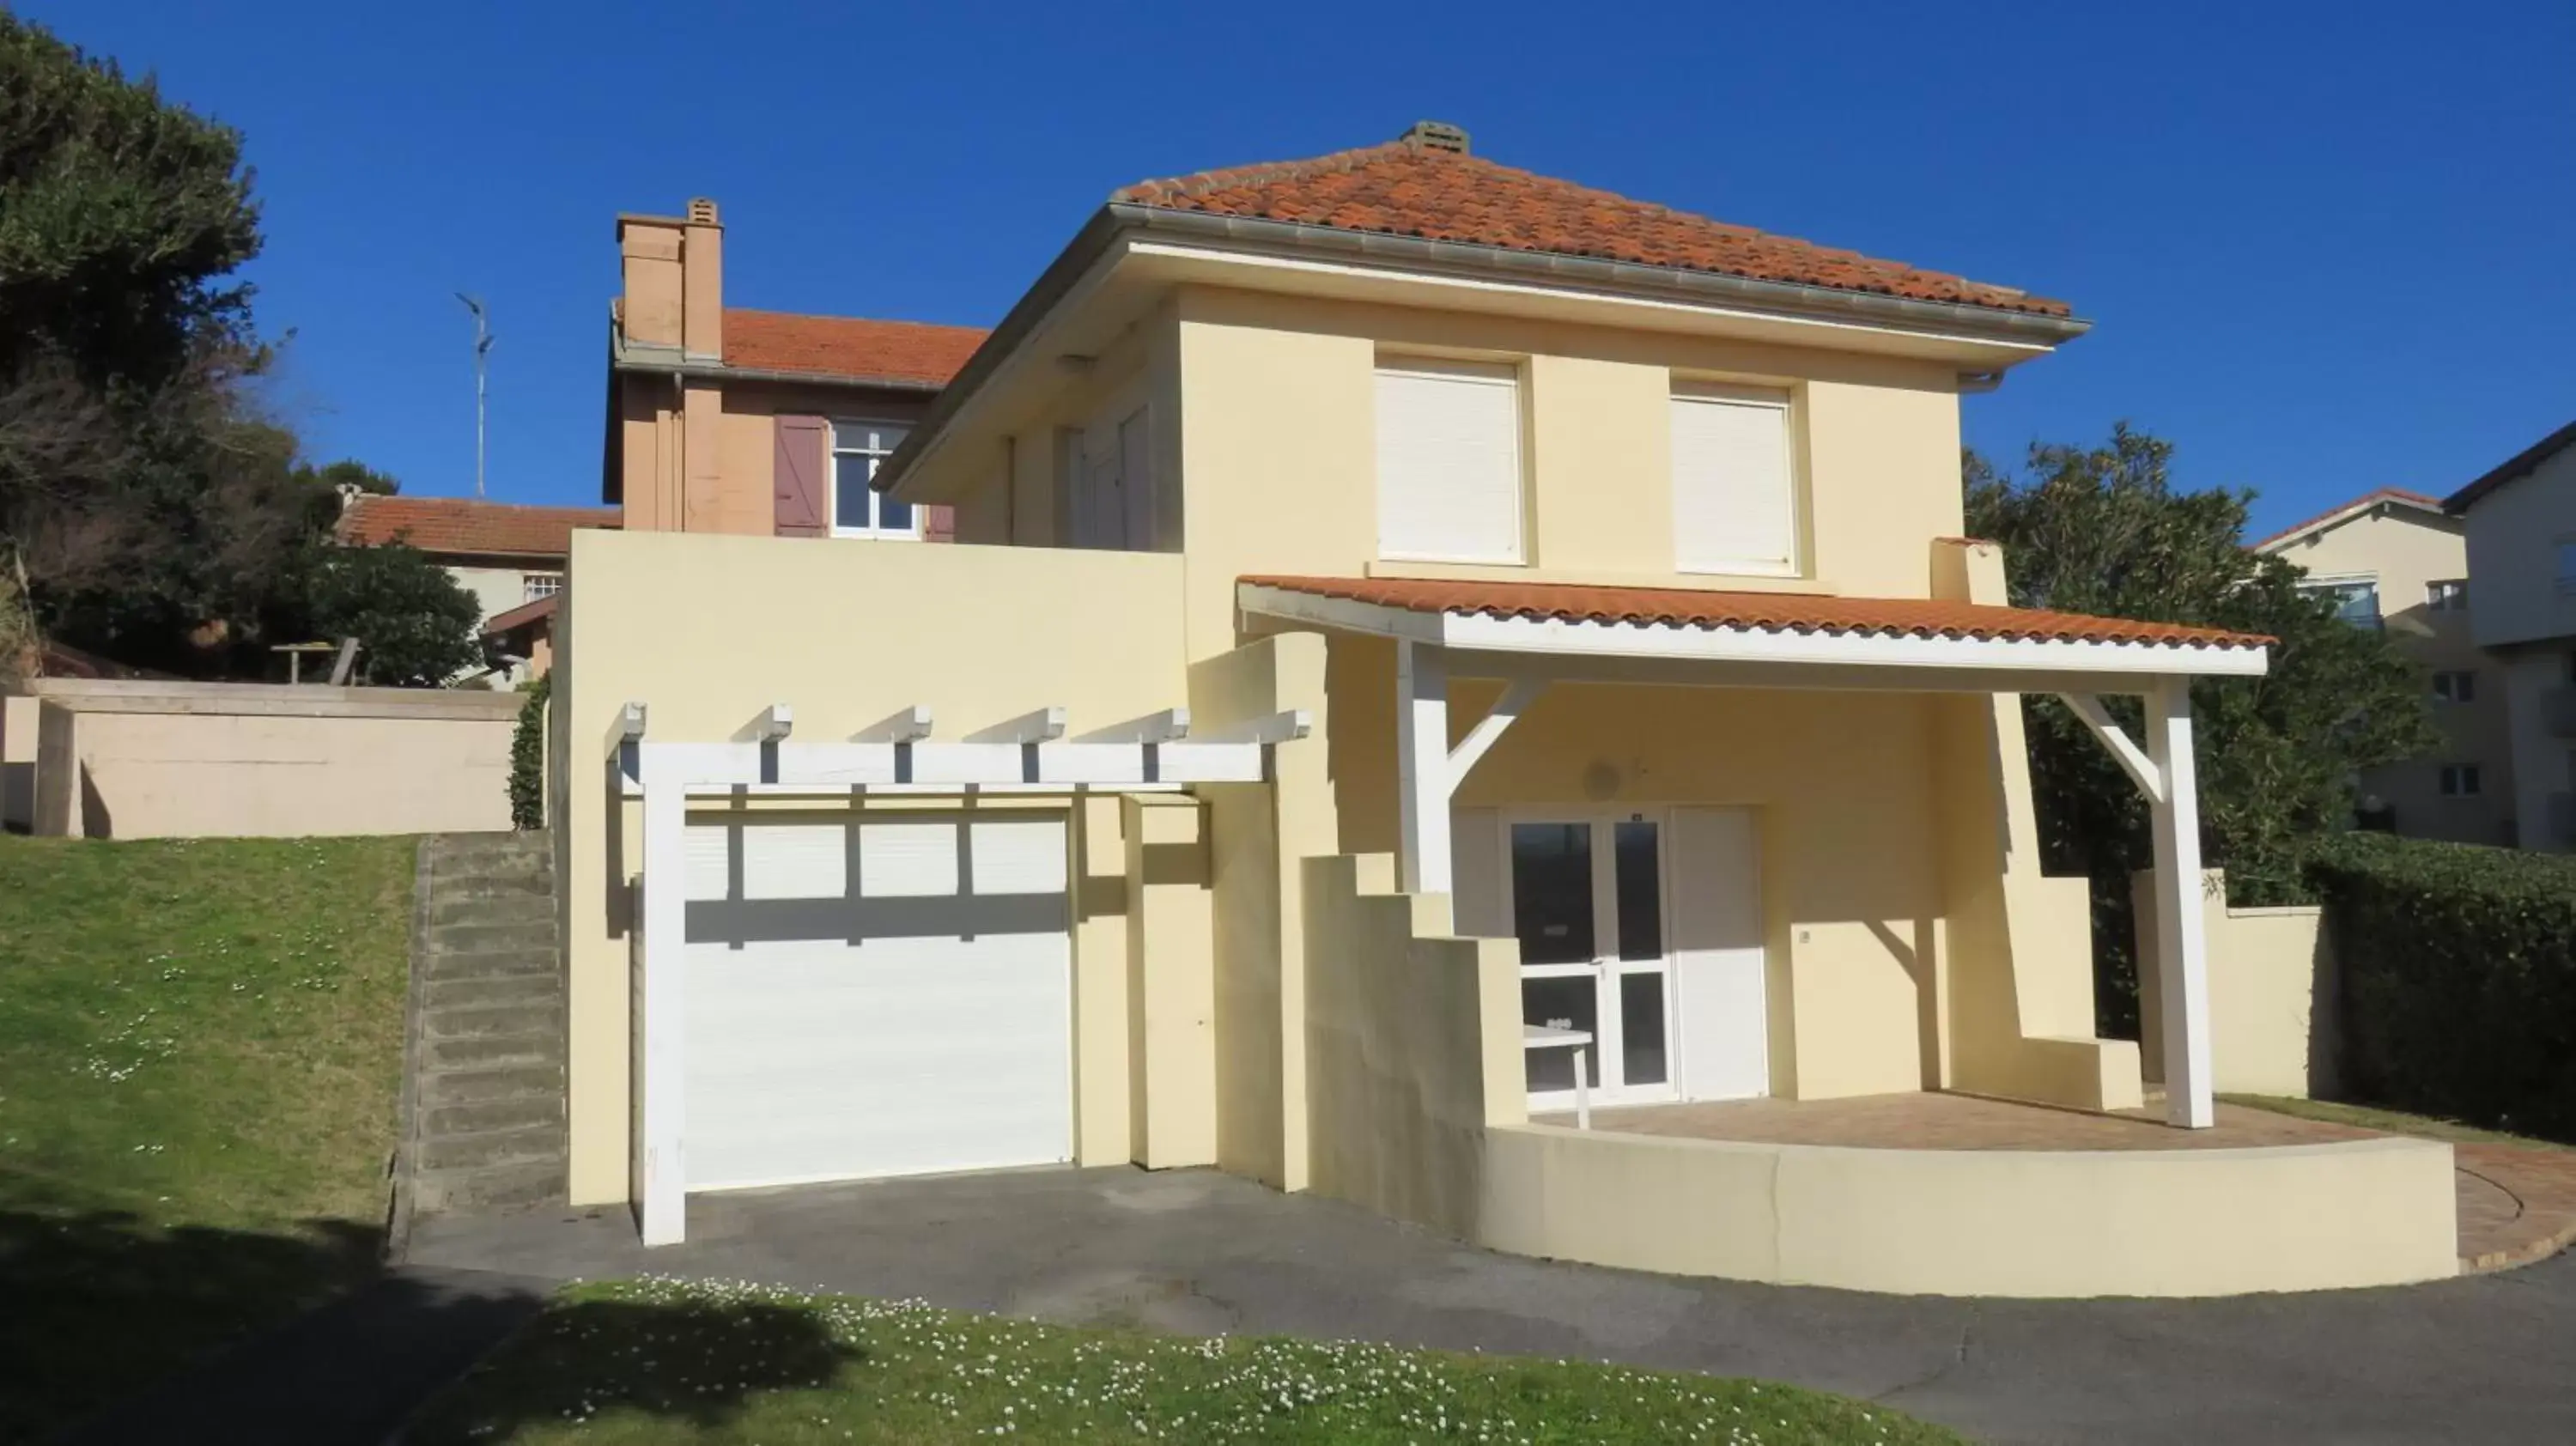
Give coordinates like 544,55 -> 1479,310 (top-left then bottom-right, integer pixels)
2445,420 -> 2576,852
535,127 -> 2458,1297
2255,489 -> 2511,842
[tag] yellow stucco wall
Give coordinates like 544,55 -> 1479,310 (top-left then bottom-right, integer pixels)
2136,870 -> 2335,1098
557,529 -> 1209,1206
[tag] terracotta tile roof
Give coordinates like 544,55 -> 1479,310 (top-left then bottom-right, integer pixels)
722,309 -> 988,387
336,496 -> 622,560
481,592 -> 557,636
1115,137 -> 2069,319
1239,575 -> 2270,650
2250,488 -> 2449,551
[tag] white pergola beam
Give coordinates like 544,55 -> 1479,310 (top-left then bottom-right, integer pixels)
1199,708 -> 1310,744
968,706 -> 1067,744
1080,707 -> 1191,744
738,703 -> 794,742
628,738 -> 1273,793
614,701 -> 648,743
1395,639 -> 1451,894
1450,678 -> 1545,783
855,705 -> 934,743
2145,677 -> 2215,1128
2056,693 -> 2163,805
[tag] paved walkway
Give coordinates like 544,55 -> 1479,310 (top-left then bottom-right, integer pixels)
407,1165 -> 2576,1445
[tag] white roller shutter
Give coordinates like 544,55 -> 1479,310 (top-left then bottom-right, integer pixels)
1376,361 -> 1525,563
682,811 -> 1072,1191
1671,386 -> 1796,576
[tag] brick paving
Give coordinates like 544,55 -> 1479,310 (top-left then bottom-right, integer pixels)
1558,1091 -> 2576,1272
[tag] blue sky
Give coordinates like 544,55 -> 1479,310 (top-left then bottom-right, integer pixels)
27,0 -> 2576,537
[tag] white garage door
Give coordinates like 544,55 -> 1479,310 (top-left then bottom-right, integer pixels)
682,810 -> 1072,1191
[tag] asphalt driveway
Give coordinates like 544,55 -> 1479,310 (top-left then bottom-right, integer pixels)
406,1165 -> 2576,1445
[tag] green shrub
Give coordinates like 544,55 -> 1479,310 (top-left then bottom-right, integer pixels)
2306,832 -> 2576,1141
508,673 -> 549,830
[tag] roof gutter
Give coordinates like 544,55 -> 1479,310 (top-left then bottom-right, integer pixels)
874,203 -> 2093,497
606,337 -> 951,394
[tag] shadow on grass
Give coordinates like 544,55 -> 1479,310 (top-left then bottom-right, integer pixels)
404,1295 -> 864,1442
0,1202 -> 383,1441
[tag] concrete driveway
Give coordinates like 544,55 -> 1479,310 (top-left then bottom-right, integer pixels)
406,1165 -> 2576,1445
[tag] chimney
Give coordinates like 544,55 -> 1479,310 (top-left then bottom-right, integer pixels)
1398,120 -> 1470,155
615,197 -> 722,361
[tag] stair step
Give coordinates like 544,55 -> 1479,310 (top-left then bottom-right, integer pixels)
434,871 -> 555,901
425,1002 -> 565,1041
424,946 -> 557,983
413,1157 -> 565,1215
420,1121 -> 565,1173
426,974 -> 560,1012
430,920 -> 556,956
421,1062 -> 562,1109
425,1094 -> 563,1137
429,892 -> 556,928
424,1030 -> 561,1070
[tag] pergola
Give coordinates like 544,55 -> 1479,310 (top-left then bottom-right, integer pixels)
612,699 -> 1308,1245
1237,575 -> 2272,1133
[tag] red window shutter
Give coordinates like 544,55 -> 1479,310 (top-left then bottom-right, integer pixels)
922,505 -> 956,543
773,416 -> 828,537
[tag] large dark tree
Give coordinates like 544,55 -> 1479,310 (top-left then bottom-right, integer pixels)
1966,426 -> 2440,1030
0,13 -> 395,677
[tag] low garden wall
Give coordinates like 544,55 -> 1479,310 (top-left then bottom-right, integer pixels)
21,678 -> 519,839
2135,868 -> 2338,1098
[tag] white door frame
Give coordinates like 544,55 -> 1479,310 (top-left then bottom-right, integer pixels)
1497,805 -> 1681,1112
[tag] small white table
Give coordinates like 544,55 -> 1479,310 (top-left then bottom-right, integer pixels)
1521,1024 -> 1595,1130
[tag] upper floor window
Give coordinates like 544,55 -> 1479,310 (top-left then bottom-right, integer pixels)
2556,539 -> 2576,596
1061,405 -> 1158,550
2302,578 -> 2382,629
2433,670 -> 2476,704
2439,763 -> 2482,798
522,572 -> 563,603
2426,579 -> 2469,611
832,422 -> 915,538
1670,382 -> 1796,576
1374,359 -> 1524,564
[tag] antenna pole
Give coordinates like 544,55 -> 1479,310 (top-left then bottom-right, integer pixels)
456,295 -> 495,498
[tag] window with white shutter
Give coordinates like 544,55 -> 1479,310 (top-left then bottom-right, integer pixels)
1670,384 -> 1797,576
1375,360 -> 1525,563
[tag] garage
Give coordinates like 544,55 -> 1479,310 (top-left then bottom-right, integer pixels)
679,808 -> 1073,1191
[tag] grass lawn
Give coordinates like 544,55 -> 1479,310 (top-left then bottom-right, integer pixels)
0,833 -> 419,1439
412,1278 -> 1961,1446
2225,1093 -> 2575,1149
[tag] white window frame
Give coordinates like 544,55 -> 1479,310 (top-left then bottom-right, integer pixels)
1373,357 -> 1528,566
522,572 -> 563,603
2426,579 -> 2468,611
1668,380 -> 1800,578
829,420 -> 920,540
2439,763 -> 2482,798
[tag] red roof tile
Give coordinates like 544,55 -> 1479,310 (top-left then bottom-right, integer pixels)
722,310 -> 988,386
2250,488 -> 2448,551
1117,138 -> 2069,318
1239,575 -> 2270,650
336,496 -> 622,560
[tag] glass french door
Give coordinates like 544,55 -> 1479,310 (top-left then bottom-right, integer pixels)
1505,812 -> 1674,1110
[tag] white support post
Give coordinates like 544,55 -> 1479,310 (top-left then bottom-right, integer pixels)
1395,639 -> 1451,894
2146,677 -> 2215,1128
635,751 -> 690,1243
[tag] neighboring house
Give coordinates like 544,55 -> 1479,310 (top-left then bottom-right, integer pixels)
2254,488 -> 2511,843
603,197 -> 987,539
2445,420 -> 2576,853
540,125 -> 2455,1297
334,494 -> 622,682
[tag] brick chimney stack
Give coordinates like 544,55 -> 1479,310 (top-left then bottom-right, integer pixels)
615,197 -> 723,362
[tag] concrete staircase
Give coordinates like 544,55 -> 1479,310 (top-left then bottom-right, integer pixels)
403,833 -> 567,1218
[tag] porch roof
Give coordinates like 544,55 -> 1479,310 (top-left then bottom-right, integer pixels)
1238,575 -> 2270,681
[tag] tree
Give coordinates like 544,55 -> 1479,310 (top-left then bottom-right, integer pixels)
297,544 -> 484,688
1965,426 -> 2440,1030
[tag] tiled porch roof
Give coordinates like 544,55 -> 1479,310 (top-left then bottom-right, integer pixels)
1238,575 -> 2273,652
481,592 -> 558,636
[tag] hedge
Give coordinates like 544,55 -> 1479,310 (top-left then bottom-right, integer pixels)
2305,832 -> 2576,1142
507,673 -> 549,831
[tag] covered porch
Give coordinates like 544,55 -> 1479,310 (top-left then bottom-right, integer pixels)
1241,554 -> 2269,1133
